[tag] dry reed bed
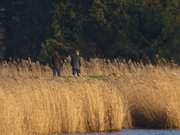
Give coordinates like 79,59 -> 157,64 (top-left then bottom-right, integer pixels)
112,66 -> 180,129
0,58 -> 151,78
0,60 -> 180,134
0,78 -> 124,135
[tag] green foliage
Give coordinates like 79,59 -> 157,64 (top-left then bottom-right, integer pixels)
2,0 -> 180,63
5,0 -> 53,58
47,0 -> 180,62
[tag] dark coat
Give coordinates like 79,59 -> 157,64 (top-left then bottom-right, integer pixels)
52,52 -> 63,69
71,54 -> 81,70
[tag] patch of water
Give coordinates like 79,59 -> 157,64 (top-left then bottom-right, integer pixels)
75,130 -> 180,135
118,130 -> 180,135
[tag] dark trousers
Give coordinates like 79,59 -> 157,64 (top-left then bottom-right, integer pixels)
72,68 -> 80,77
53,67 -> 61,77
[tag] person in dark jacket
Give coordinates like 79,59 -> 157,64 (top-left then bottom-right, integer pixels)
52,51 -> 63,77
71,50 -> 81,77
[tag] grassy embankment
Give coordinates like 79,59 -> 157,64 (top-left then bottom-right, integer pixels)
0,59 -> 180,135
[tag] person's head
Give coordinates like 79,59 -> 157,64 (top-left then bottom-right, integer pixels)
75,50 -> 80,56
54,51 -> 59,57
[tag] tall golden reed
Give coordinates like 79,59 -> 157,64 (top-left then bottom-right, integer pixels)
0,78 -> 124,135
0,58 -> 180,134
112,64 -> 180,129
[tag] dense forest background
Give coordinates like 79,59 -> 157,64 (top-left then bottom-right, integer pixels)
0,0 -> 180,63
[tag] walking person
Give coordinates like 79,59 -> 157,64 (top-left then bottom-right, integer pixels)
52,51 -> 63,77
71,50 -> 81,77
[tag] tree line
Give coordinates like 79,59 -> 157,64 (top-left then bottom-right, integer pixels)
2,0 -> 180,64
